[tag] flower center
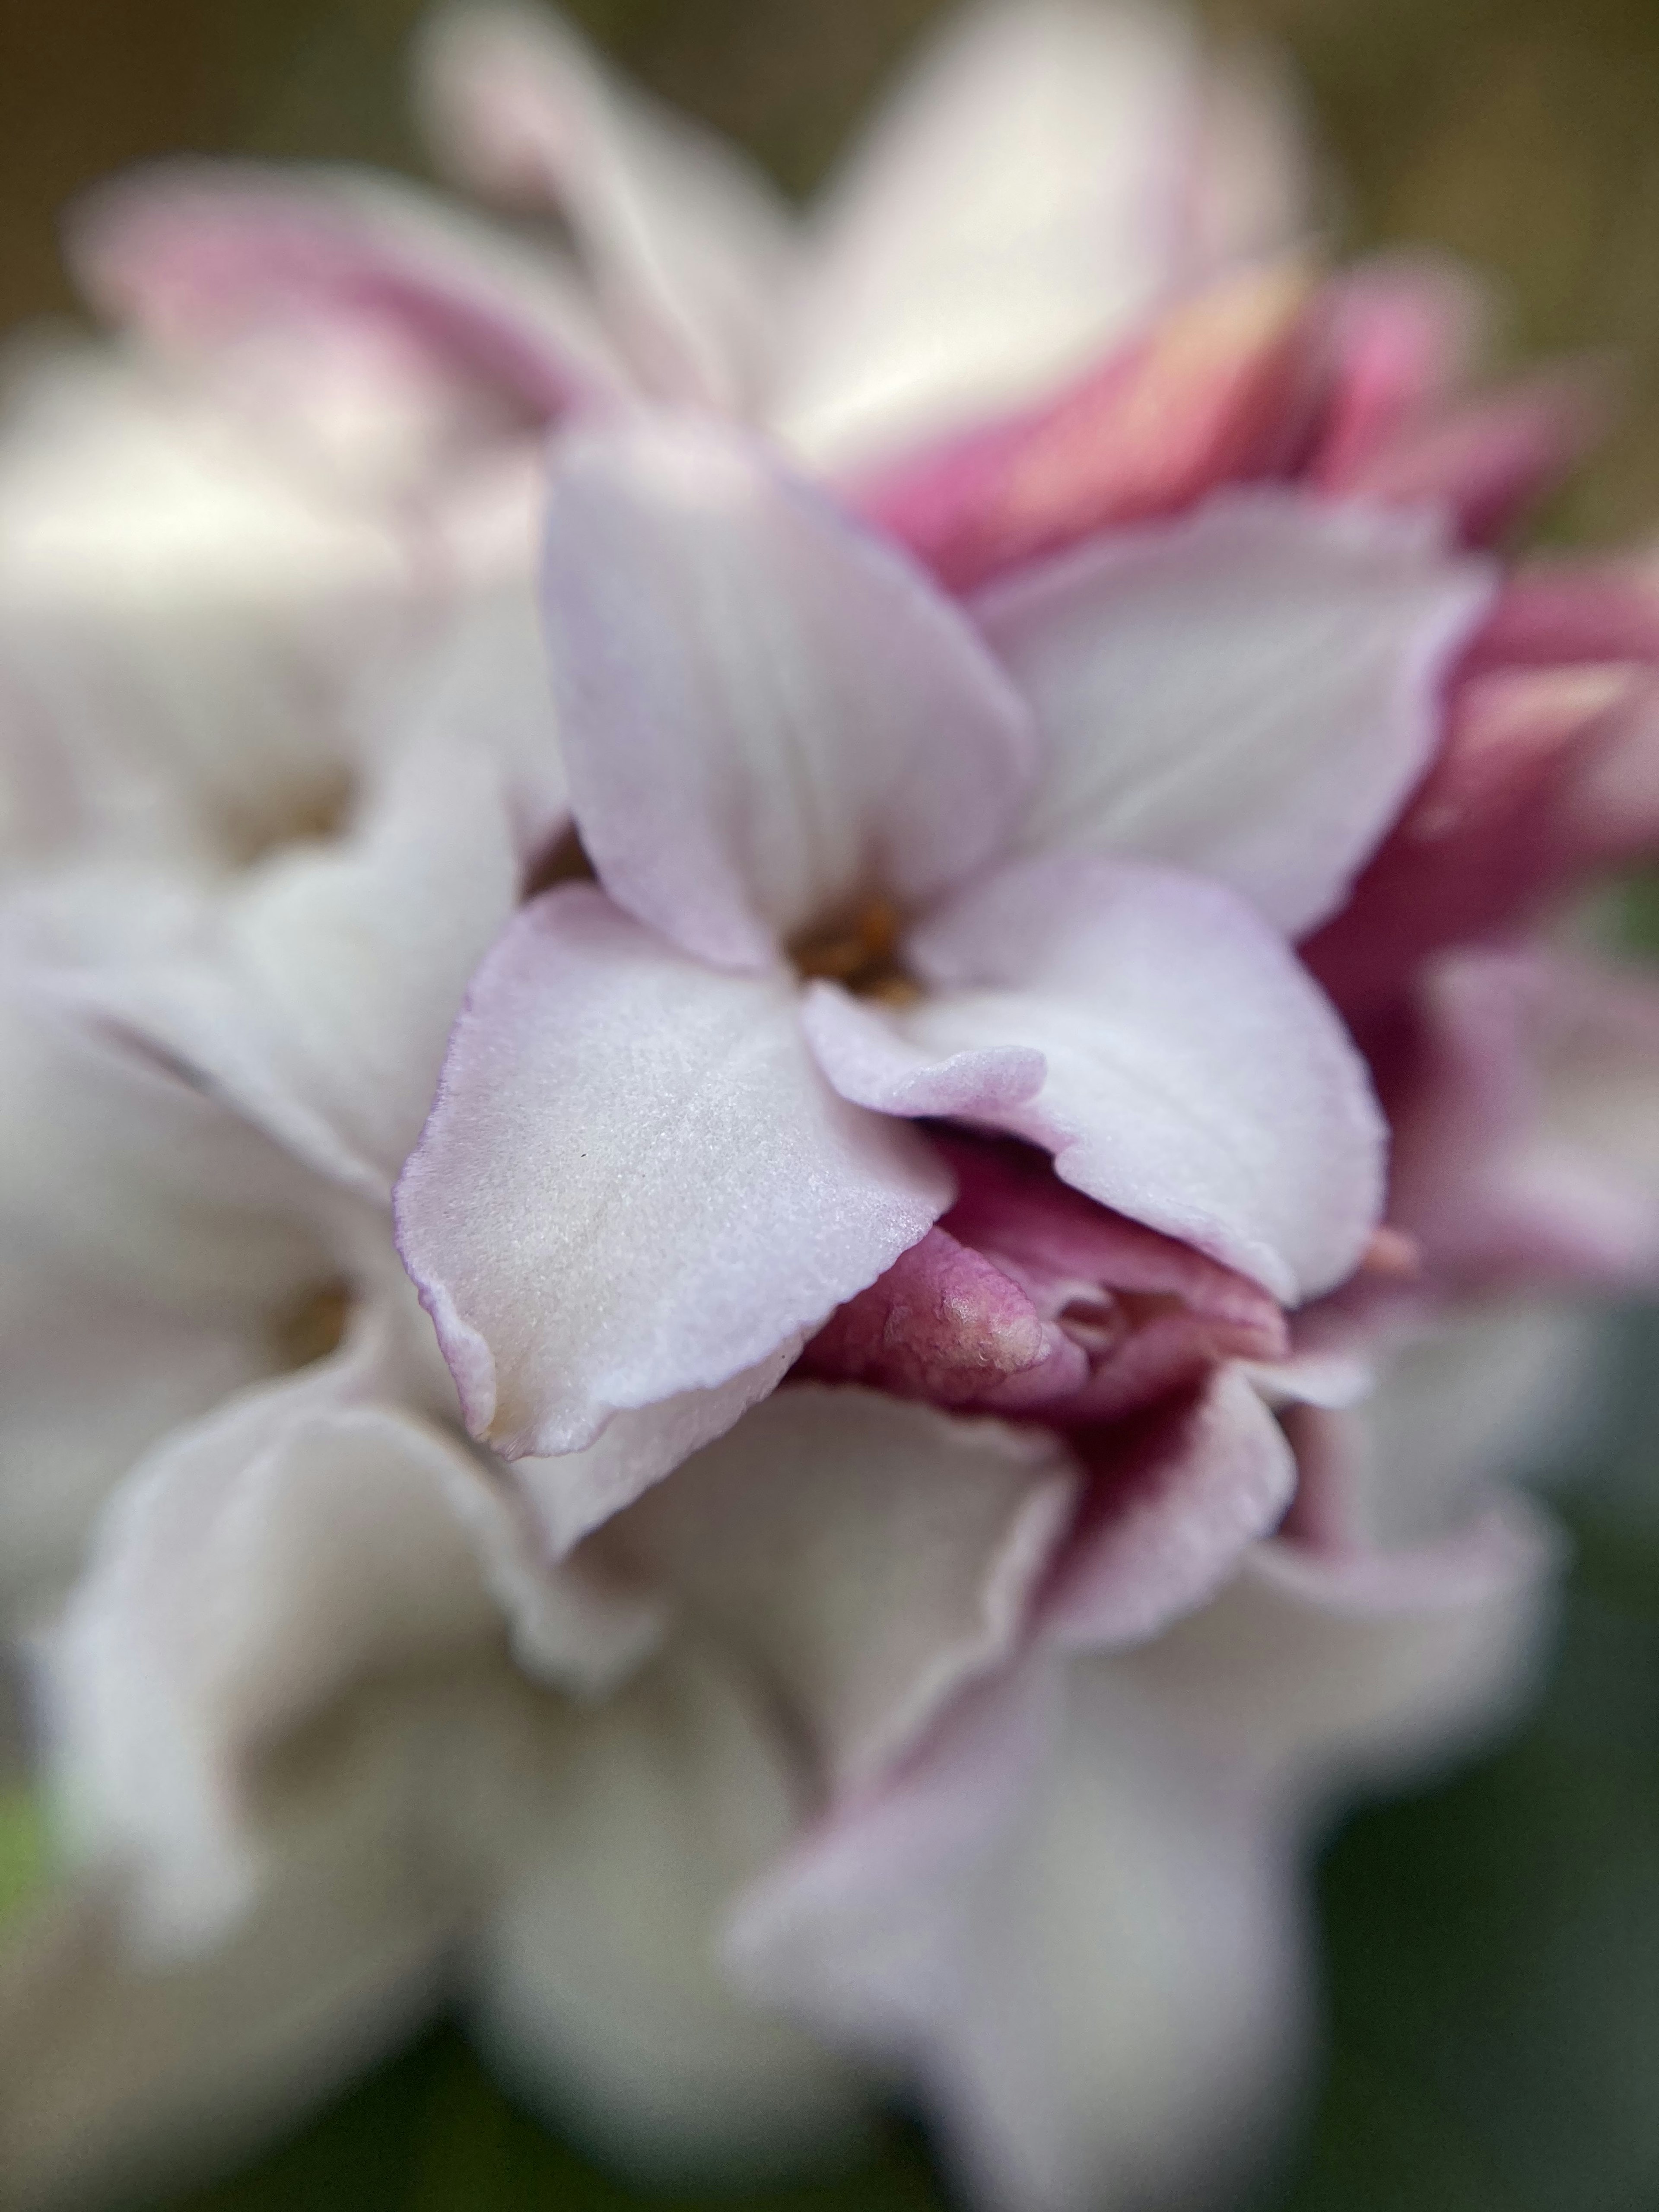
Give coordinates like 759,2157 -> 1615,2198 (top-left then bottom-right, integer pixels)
791,898 -> 922,1005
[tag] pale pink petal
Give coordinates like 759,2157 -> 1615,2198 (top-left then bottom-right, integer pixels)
775,1 -> 1217,466
1041,1369 -> 1297,1649
798,1229 -> 1089,1411
979,489 -> 1497,936
841,854 -> 1385,1304
69,162 -> 629,467
850,262 -> 1317,593
1125,1491 -> 1560,1792
730,1658 -> 1306,2212
1304,662 -> 1656,1021
1388,949 -> 1659,1290
417,3 -> 795,410
1185,40 -> 1316,271
540,414 -> 1034,969
604,1386 -> 1078,1795
1309,254 -> 1487,487
394,887 -> 951,1462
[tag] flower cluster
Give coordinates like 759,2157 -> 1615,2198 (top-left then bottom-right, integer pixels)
3,6 -> 1659,2211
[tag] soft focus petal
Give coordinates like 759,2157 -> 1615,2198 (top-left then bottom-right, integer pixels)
1125,1492 -> 1559,1793
58,718 -> 533,1200
851,261 -> 1317,594
0,1255 -> 274,1633
604,1386 -> 1079,1794
1309,255 -> 1487,487
1304,662 -> 1658,1021
465,1639 -> 866,2182
0,346 -> 417,865
826,854 -> 1386,1303
540,414 -> 1035,969
979,489 -> 1496,936
775,0 -> 1243,466
45,1320 -> 652,1953
731,1659 -> 1305,2212
1042,1369 -> 1298,1649
417,3 -> 795,410
395,887 -> 951,1462
1387,949 -> 1659,1289
67,161 -> 628,464
1331,369 -> 1606,549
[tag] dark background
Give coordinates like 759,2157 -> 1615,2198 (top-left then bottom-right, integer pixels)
6,3 -> 1659,2206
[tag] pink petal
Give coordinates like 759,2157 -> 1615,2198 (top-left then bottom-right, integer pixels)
69,162 -> 626,432
978,489 -> 1497,936
1305,661 -> 1658,1020
849,261 -> 1317,593
1041,1370 -> 1297,1650
798,1227 -> 1088,1410
1461,562 -> 1659,673
417,3 -> 794,410
394,886 -> 951,1461
540,413 -> 1035,970
935,1132 -> 1290,1350
604,1385 -> 1079,1796
1309,254 -> 1487,487
868,853 -> 1384,1304
773,0 -> 1242,466
1386,948 -> 1659,1291
1331,369 -> 1606,548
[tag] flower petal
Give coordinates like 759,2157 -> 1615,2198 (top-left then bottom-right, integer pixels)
850,261 -> 1317,594
417,3 -> 795,410
68,160 -> 629,454
394,887 -> 951,1461
729,1658 -> 1306,2212
774,0 -> 1231,466
1041,1368 -> 1297,1650
44,1319 -> 654,1953
466,1638 -> 865,2182
540,413 -> 1035,969
978,489 -> 1497,936
59,707 -> 539,1201
604,1386 -> 1079,1794
837,854 -> 1385,1303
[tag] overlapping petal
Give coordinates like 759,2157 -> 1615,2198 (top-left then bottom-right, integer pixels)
978,490 -> 1497,935
772,0 -> 1256,465
539,413 -> 1035,969
395,887 -> 952,1462
418,3 -> 795,410
606,1386 -> 1079,1794
813,854 -> 1384,1303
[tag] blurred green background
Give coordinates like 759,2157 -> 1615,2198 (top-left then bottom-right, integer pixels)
5,1 -> 1659,2206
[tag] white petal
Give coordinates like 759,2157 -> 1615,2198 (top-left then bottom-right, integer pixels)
978,490 -> 1497,936
540,413 -> 1034,970
776,0 -> 1211,466
606,1386 -> 1079,1792
417,3 -> 796,410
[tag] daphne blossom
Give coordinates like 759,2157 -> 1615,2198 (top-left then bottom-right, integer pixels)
0,7 -> 1658,2212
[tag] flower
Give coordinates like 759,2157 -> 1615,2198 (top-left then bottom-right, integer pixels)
0,7 -> 1657,2212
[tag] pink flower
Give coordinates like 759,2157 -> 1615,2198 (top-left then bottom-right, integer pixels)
0,9 -> 1656,2212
